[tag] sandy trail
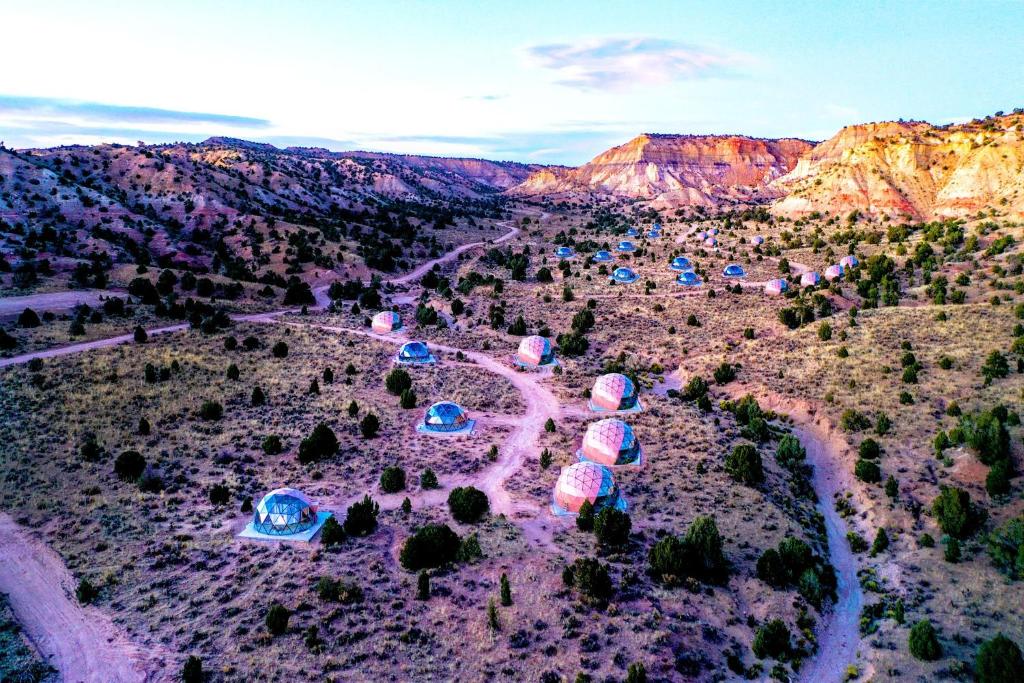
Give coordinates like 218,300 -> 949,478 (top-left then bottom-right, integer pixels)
0,513 -> 170,682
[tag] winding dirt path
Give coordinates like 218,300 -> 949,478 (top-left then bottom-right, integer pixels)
0,288 -> 126,318
0,513 -> 169,682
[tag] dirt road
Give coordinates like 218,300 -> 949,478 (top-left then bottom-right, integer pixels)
0,289 -> 124,319
0,513 -> 169,682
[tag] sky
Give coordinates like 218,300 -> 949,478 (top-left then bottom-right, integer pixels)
1,0 -> 1022,164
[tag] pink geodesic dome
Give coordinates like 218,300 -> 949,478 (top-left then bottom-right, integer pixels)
704,237 -> 718,247
372,311 -> 401,333
517,335 -> 554,366
580,418 -> 641,466
840,255 -> 859,269
824,265 -> 844,281
764,278 -> 788,295
591,373 -> 638,411
800,271 -> 821,287
552,461 -> 620,514
751,235 -> 764,245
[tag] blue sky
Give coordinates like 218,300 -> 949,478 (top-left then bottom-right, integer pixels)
1,0 -> 1021,164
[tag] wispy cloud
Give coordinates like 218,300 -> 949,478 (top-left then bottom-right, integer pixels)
0,95 -> 270,128
524,36 -> 746,91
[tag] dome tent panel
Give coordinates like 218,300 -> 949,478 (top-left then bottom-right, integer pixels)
397,340 -> 436,365
824,264 -> 844,281
239,487 -> 332,541
552,462 -> 626,515
722,264 -> 745,278
800,271 -> 821,287
676,270 -> 702,286
579,418 -> 643,467
516,335 -> 555,367
610,267 -> 639,284
616,240 -> 635,252
419,401 -> 475,435
554,246 -> 575,259
840,255 -> 859,269
589,373 -> 640,412
372,311 -> 402,333
670,256 -> 692,271
592,250 -> 614,263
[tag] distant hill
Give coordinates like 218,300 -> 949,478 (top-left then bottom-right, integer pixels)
508,133 -> 813,209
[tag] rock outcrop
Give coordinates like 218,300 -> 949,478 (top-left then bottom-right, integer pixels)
509,134 -> 813,208
772,114 -> 1024,220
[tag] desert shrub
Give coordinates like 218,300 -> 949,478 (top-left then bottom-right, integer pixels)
316,576 -> 363,604
840,409 -> 871,432
319,517 -> 346,546
262,435 -> 282,454
961,410 -> 1010,465
855,459 -> 881,483
725,444 -> 763,485
360,413 -> 380,438
871,528 -> 890,556
75,578 -> 99,604
448,486 -> 489,523
858,438 -> 881,460
198,400 -> 223,421
593,507 -> 631,547
752,619 -> 791,659
987,459 -> 1013,496
265,603 -> 290,636
420,468 -> 439,489
226,363 -> 240,380
385,368 -> 412,395
133,326 -> 148,343
775,435 -> 806,468
576,500 -> 595,531
649,515 -> 730,586
756,548 -> 787,587
987,516 -> 1024,579
138,417 -> 150,436
681,376 -> 708,401
251,386 -> 266,406
271,341 -> 289,358
114,450 -> 146,481
982,350 -> 1010,383
298,422 -> 338,464
17,308 -> 41,328
563,557 -> 613,603
908,619 -> 942,661
399,388 -> 416,409
380,466 -> 406,493
182,656 -> 203,683
209,484 -> 230,505
932,485 -> 984,539
975,634 -> 1024,683
400,523 -> 461,570
344,495 -> 379,536
713,362 -> 736,384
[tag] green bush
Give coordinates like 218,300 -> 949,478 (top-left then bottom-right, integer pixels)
298,422 -> 338,464
725,444 -> 763,485
209,484 -> 230,506
198,400 -> 223,421
752,619 -> 791,659
447,486 -> 489,523
858,438 -> 881,460
593,507 -> 631,547
114,450 -> 146,481
563,557 -> 613,603
360,413 -> 380,438
262,435 -> 282,454
344,495 -> 379,536
713,362 -> 736,384
961,410 -> 1010,465
265,603 -> 291,636
840,409 -> 871,432
987,459 -> 1013,496
385,368 -> 412,395
987,516 -> 1024,579
400,523 -> 461,570
420,468 -> 439,490
908,619 -> 942,661
576,500 -> 595,531
932,485 -> 984,539
182,655 -> 203,683
975,633 -> 1024,683
380,466 -> 406,493
75,578 -> 99,605
320,516 -> 346,546
854,458 -> 881,483
271,341 -> 289,358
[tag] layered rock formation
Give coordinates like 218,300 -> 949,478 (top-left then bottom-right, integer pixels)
509,134 -> 813,208
772,114 -> 1024,220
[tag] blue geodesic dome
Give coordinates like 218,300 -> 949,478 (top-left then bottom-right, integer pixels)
592,250 -> 613,262
253,488 -> 318,536
722,264 -> 746,277
423,401 -> 470,432
612,267 -> 639,283
676,271 -> 702,286
555,246 -> 575,258
617,241 -> 636,252
399,341 -> 431,361
670,256 -> 692,271
625,227 -> 639,237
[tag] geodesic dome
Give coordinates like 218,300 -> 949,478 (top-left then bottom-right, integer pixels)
253,488 -> 319,536
552,462 -> 624,515
676,270 -> 702,286
625,227 -> 639,237
372,310 -> 402,333
723,264 -> 746,277
591,373 -> 638,411
616,240 -> 635,252
517,335 -> 555,367
670,256 -> 692,271
611,267 -> 639,283
696,231 -> 708,240
709,228 -> 719,236
840,255 -> 859,269
398,340 -> 432,362
580,418 -> 642,467
592,250 -> 614,262
751,235 -> 764,245
764,278 -> 789,295
422,401 -> 470,432
824,264 -> 844,281
555,246 -> 575,259
704,237 -> 718,247
646,229 -> 661,238
800,271 -> 821,287
652,222 -> 662,232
